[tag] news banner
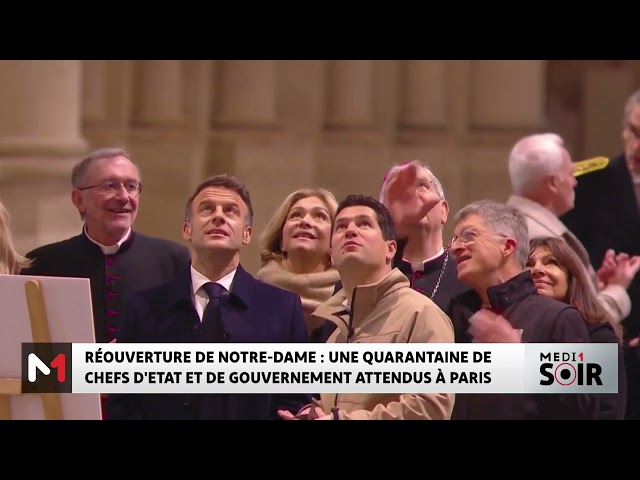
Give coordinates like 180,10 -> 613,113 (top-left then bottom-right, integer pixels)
21,342 -> 619,394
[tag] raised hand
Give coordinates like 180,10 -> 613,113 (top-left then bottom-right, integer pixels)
468,309 -> 521,343
596,249 -> 617,289
278,405 -> 325,420
607,253 -> 640,290
382,161 -> 441,238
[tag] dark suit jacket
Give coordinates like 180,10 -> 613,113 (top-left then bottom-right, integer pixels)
106,264 -> 312,420
562,153 -> 640,420
587,322 -> 626,420
561,153 -> 640,338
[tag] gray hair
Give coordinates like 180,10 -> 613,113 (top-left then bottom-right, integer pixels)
379,161 -> 445,205
453,199 -> 530,268
71,147 -> 140,189
508,133 -> 567,196
71,147 -> 140,221
623,88 -> 640,127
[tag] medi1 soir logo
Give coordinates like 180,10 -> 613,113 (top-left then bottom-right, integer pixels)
524,343 -> 619,394
540,351 -> 601,387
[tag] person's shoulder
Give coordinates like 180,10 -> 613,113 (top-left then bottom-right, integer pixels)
586,321 -> 619,343
251,273 -> 299,299
575,153 -> 623,187
400,284 -> 434,303
132,231 -> 189,255
26,234 -> 83,258
125,276 -> 176,307
526,293 -> 576,315
574,155 -> 612,176
247,274 -> 304,316
524,295 -> 587,333
450,285 -> 480,307
398,285 -> 449,318
517,295 -> 592,346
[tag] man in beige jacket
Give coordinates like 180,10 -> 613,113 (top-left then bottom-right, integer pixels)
278,194 -> 455,420
506,133 -> 640,326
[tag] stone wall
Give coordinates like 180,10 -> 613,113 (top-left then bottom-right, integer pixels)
0,60 -> 637,274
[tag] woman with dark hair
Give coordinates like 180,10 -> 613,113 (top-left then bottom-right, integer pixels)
526,236 -> 626,420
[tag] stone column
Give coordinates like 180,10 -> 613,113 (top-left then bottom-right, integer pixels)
0,60 -> 88,254
398,60 -> 448,128
82,60 -> 108,124
132,60 -> 185,126
461,61 -> 548,209
212,60 -> 278,126
582,66 -> 635,158
324,60 -> 374,128
0,60 -> 87,156
469,60 -> 546,129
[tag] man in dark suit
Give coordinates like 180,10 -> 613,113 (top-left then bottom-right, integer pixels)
106,174 -> 311,420
561,88 -> 640,419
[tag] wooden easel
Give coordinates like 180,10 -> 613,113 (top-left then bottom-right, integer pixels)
0,280 -> 63,420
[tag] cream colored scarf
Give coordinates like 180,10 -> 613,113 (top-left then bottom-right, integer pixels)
256,259 -> 341,333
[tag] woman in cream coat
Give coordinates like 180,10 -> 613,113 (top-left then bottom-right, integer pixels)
257,188 -> 340,340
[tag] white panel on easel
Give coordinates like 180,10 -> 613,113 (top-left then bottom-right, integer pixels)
0,274 -> 101,420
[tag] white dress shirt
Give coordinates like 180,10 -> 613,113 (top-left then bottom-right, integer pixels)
190,266 -> 236,321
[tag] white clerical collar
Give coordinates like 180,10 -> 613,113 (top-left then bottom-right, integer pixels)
405,247 -> 445,272
191,266 -> 236,299
84,225 -> 132,255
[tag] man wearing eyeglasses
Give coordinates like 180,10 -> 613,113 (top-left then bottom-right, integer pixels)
561,88 -> 640,420
447,200 -> 599,420
22,147 -> 190,348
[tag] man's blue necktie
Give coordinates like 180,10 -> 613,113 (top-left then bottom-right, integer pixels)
201,282 -> 225,341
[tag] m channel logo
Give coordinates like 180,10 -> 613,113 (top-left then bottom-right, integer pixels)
21,343 -> 73,394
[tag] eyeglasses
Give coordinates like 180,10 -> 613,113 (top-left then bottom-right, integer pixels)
451,229 -> 479,246
78,180 -> 143,196
451,228 -> 508,246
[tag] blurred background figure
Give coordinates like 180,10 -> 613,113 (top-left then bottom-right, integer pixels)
257,188 -> 340,339
506,133 -> 637,326
561,88 -> 640,419
0,199 -> 30,275
527,237 -> 627,420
